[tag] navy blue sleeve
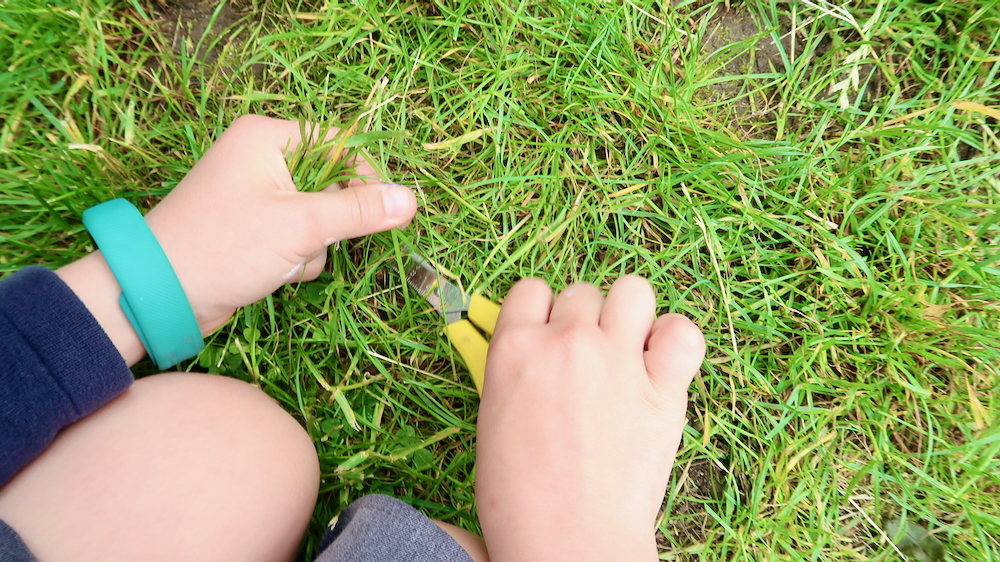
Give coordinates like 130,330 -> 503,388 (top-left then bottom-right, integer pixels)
0,266 -> 133,486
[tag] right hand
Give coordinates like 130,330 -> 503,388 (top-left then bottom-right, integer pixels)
475,276 -> 705,561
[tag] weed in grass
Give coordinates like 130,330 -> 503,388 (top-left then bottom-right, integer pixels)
284,114 -> 406,193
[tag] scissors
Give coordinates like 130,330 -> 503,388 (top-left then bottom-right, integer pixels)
396,252 -> 501,396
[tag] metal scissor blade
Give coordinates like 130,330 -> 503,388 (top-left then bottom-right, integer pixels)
397,253 -> 469,323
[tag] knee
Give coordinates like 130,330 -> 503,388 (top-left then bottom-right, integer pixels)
131,372 -> 320,499
124,373 -> 321,560
0,372 -> 319,562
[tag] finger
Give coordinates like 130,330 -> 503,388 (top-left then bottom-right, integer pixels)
344,149 -> 386,189
643,314 -> 705,399
296,182 -> 417,245
599,276 -> 656,349
278,248 -> 325,285
320,178 -> 418,231
547,282 -> 604,326
301,253 -> 327,282
494,278 -> 553,334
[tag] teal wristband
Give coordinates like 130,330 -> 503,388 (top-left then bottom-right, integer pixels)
82,199 -> 203,369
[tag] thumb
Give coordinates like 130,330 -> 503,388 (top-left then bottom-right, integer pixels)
301,182 -> 417,243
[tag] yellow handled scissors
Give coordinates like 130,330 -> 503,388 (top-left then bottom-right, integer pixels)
397,252 -> 501,396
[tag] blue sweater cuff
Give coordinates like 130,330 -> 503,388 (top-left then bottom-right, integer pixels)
0,266 -> 133,485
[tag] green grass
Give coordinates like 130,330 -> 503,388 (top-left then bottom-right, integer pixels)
2,0 -> 999,560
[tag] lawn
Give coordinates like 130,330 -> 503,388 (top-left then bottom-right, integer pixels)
2,0 -> 999,560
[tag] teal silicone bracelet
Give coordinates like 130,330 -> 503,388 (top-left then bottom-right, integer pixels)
82,199 -> 203,368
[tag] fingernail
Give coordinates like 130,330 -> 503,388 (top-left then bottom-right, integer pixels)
382,184 -> 413,220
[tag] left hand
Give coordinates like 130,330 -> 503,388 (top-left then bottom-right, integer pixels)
59,114 -> 417,365
144,114 -> 417,334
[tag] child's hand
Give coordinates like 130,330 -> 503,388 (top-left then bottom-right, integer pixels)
475,276 -> 705,561
144,115 -> 416,333
59,115 -> 416,365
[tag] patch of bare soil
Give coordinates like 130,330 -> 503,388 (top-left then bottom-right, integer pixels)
152,0 -> 261,82
701,8 -> 786,78
656,457 -> 727,555
694,6 -> 889,138
695,7 -> 791,131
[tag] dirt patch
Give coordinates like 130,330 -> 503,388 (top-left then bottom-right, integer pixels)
695,5 -> 889,135
700,8 -> 786,78
657,444 -> 752,554
692,5 -> 843,138
694,6 -> 790,130
656,458 -> 725,554
153,0 -> 261,82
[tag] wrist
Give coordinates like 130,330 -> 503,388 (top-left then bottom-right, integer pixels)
76,198 -> 204,369
59,199 -> 213,368
56,251 -> 148,367
483,520 -> 657,562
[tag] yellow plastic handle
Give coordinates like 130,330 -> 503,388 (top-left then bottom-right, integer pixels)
468,294 -> 501,335
445,319 -> 488,396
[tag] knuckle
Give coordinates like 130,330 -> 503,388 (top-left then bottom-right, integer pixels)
551,322 -> 599,351
230,113 -> 264,132
509,277 -> 551,297
489,324 -> 535,357
345,188 -> 381,226
297,200 -> 329,247
502,323 -> 597,373
223,114 -> 271,148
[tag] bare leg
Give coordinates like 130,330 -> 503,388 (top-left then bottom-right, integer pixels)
434,521 -> 490,562
0,372 -> 319,562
